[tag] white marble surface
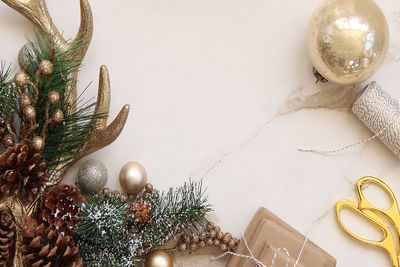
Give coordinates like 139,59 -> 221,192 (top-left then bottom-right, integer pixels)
2,0 -> 400,266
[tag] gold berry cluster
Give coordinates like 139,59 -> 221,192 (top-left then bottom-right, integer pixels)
13,60 -> 63,146
178,223 -> 240,253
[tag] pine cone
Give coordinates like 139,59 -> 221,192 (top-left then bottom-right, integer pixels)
0,209 -> 16,267
39,184 -> 85,237
19,216 -> 83,267
0,142 -> 47,201
131,200 -> 152,225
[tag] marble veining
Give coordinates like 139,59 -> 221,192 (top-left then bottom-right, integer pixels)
1,0 -> 400,266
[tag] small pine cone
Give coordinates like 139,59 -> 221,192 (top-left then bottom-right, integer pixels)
19,217 -> 83,267
131,200 -> 152,225
0,142 -> 47,201
40,184 -> 85,237
0,209 -> 16,267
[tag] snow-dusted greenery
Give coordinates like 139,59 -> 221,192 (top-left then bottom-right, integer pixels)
75,180 -> 212,266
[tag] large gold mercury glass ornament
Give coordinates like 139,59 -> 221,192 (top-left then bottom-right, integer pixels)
307,0 -> 389,85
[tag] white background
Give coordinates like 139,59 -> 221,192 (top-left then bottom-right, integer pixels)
1,0 -> 400,266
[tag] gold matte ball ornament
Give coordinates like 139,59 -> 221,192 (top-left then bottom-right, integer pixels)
119,162 -> 148,195
14,71 -> 29,87
307,0 -> 389,85
39,60 -> 53,75
144,250 -> 173,267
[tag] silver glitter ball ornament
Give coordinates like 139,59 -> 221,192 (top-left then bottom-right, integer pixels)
18,44 -> 35,70
78,159 -> 108,193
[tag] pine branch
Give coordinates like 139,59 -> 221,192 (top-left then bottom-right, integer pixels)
133,180 -> 212,250
22,32 -> 106,170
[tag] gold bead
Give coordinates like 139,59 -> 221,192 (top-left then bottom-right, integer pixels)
214,239 -> 220,246
32,136 -> 45,151
228,240 -> 237,249
217,232 -> 224,240
206,224 -> 213,231
220,244 -> 228,252
102,187 -> 110,195
2,134 -> 14,148
119,162 -> 147,195
20,94 -> 32,106
52,109 -> 64,123
190,243 -> 197,251
199,232 -> 207,241
192,235 -> 199,243
39,60 -> 53,75
14,71 -> 29,87
223,234 -> 231,244
184,236 -> 191,244
209,230 -> 216,239
214,226 -> 221,233
23,105 -> 36,120
307,0 -> 389,85
206,238 -> 213,246
48,90 -> 60,104
179,243 -> 187,252
145,183 -> 153,192
199,241 -> 206,248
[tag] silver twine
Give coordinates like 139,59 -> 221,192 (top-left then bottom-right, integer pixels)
298,81 -> 400,157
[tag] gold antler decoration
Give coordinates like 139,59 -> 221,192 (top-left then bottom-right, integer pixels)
0,0 -> 130,265
1,0 -> 130,183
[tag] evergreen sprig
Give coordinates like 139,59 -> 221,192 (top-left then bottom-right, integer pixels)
23,33 -> 106,170
76,193 -> 128,244
74,180 -> 212,266
75,193 -> 140,267
0,63 -> 17,123
135,180 -> 212,248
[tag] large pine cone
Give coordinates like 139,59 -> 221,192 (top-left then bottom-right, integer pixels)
20,217 -> 83,267
0,209 -> 15,267
39,185 -> 85,237
0,142 -> 47,201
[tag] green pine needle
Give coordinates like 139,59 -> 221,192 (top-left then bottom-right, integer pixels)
22,32 -> 106,170
0,62 -> 17,123
134,180 -> 212,249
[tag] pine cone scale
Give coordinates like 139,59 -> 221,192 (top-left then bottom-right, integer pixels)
0,209 -> 15,267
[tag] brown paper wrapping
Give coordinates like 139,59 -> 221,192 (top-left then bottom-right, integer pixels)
227,207 -> 336,267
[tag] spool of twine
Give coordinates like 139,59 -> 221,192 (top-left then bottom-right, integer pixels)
298,81 -> 400,157
352,81 -> 400,157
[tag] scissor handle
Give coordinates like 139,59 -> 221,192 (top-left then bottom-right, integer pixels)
336,199 -> 399,267
356,177 -> 400,223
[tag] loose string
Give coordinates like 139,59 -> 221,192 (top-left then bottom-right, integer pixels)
211,233 -> 309,267
297,81 -> 400,156
297,128 -> 385,154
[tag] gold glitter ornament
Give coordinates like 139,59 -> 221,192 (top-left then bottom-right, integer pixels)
179,243 -> 187,252
39,60 -> 53,74
23,105 -> 36,120
307,0 -> 389,85
20,94 -> 32,106
32,136 -> 45,151
48,90 -> 60,104
14,71 -> 29,87
119,162 -> 147,195
52,109 -> 64,123
144,250 -> 173,267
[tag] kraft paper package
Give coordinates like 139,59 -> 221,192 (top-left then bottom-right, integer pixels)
227,207 -> 336,267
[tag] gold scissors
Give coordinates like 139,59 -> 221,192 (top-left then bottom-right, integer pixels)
336,176 -> 400,267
